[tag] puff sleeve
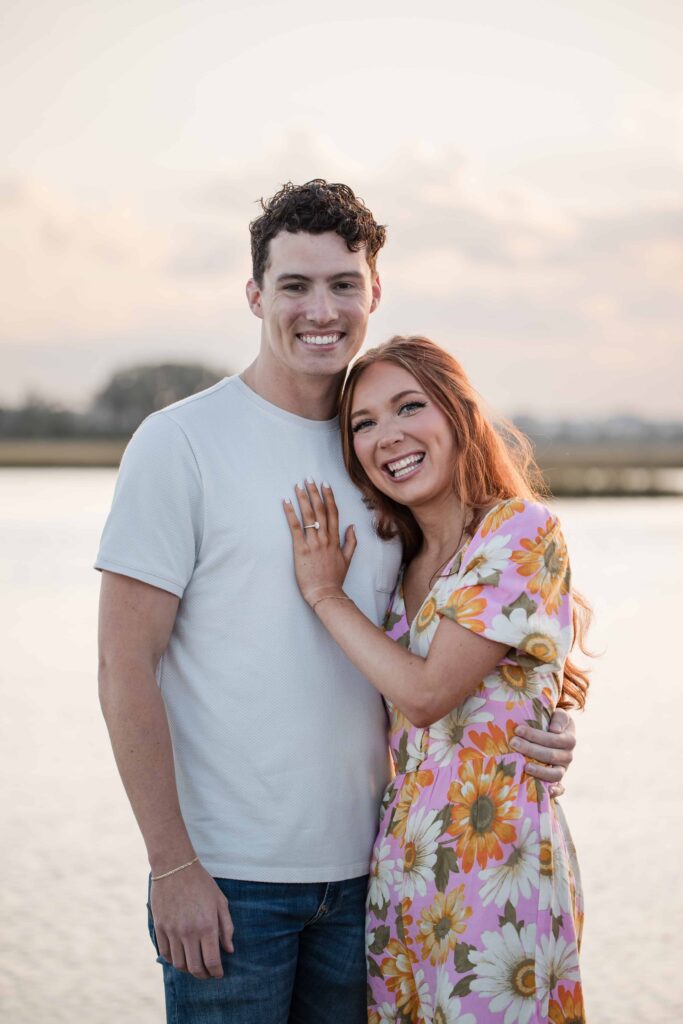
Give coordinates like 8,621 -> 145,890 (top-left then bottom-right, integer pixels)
435,499 -> 573,670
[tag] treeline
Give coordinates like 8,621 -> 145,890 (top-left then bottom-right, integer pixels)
0,363 -> 228,439
1,361 -> 682,442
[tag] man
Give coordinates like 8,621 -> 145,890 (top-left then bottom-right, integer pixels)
97,180 -> 575,1023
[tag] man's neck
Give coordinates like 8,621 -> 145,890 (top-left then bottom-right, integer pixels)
240,357 -> 345,421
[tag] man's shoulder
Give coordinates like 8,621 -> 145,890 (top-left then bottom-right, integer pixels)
144,375 -> 248,440
160,376 -> 233,420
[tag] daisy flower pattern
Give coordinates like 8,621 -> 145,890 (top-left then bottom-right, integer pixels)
428,967 -> 476,1024
470,923 -> 538,1023
367,500 -> 585,1021
395,807 -> 442,899
418,885 -> 472,965
368,839 -> 396,913
428,696 -> 493,768
477,817 -> 540,907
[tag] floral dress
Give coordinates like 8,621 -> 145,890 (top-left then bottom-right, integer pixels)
366,499 -> 585,1024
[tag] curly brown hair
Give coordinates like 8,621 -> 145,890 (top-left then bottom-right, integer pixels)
249,179 -> 387,285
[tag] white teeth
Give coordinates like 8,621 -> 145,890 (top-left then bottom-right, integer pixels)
387,453 -> 425,478
299,334 -> 342,346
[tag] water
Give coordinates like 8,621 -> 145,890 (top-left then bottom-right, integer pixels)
1,469 -> 681,1023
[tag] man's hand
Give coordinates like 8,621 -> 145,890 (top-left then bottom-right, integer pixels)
151,862 -> 234,979
511,708 -> 576,799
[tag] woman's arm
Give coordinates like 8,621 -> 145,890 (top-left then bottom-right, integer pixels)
284,482 -> 507,728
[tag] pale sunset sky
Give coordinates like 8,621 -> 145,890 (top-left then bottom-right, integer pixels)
1,0 -> 682,417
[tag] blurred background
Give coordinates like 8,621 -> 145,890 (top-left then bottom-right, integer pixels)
1,1 -> 681,1021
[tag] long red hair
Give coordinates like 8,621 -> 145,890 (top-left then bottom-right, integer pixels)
340,335 -> 591,710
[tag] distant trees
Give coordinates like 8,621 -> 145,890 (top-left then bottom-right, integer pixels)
0,394 -> 79,438
0,362 -> 228,438
90,362 -> 227,435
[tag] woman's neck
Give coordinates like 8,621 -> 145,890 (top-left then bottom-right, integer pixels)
410,491 -> 469,562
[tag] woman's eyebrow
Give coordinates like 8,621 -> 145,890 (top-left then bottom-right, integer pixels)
351,390 -> 425,418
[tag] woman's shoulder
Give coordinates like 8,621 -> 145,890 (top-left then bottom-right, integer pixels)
475,497 -> 559,543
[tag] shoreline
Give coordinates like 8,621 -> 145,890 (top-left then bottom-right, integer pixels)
1,438 -> 682,497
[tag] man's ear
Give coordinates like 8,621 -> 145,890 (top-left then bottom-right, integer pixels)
370,274 -> 382,314
245,278 -> 263,319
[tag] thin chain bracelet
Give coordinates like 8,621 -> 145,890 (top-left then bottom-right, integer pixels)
151,856 -> 199,881
310,594 -> 352,613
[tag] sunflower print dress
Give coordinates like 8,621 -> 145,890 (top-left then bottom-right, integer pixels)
366,499 -> 585,1024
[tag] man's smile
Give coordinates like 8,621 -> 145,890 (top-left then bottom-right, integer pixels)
297,332 -> 345,348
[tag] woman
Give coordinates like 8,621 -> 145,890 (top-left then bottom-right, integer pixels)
283,336 -> 589,1024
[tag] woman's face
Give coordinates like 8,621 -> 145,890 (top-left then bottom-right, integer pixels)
349,361 -> 458,509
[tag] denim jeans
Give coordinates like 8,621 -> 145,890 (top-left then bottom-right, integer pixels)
147,875 -> 369,1024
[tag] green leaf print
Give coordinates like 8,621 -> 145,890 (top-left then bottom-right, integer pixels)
451,975 -> 475,997
368,925 -> 390,954
530,697 -> 546,728
383,608 -> 404,632
372,898 -> 389,923
434,843 -> 460,892
502,592 -> 538,618
434,804 -> 453,836
552,912 -> 564,941
498,899 -> 523,934
395,901 -> 408,945
478,569 -> 502,587
453,941 -> 476,972
394,731 -> 411,774
367,956 -> 383,979
530,777 -> 545,804
397,631 -> 411,650
445,552 -> 464,577
497,760 -> 517,779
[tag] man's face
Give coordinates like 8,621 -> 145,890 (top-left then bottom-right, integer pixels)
246,231 -> 381,381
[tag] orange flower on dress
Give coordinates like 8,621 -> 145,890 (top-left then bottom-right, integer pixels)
415,595 -> 438,633
511,517 -> 569,614
480,498 -> 526,536
389,770 -> 435,842
548,982 -> 585,1024
418,885 -> 473,965
438,585 -> 487,633
461,720 -> 516,761
380,938 -> 421,1017
447,757 -> 522,872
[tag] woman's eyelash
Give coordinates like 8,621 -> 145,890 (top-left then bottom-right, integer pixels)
351,402 -> 426,433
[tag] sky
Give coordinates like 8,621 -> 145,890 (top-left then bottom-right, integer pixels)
1,0 -> 682,417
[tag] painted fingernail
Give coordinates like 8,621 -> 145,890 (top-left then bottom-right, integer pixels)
284,498 -> 292,504
306,476 -> 314,484
322,481 -> 330,489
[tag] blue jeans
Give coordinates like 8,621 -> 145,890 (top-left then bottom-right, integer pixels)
147,875 -> 369,1024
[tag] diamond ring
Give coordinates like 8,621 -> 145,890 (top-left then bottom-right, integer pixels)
303,521 -> 320,530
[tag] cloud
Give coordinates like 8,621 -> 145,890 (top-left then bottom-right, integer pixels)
0,134 -> 681,415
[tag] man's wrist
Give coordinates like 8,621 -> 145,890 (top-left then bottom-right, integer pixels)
147,833 -> 197,877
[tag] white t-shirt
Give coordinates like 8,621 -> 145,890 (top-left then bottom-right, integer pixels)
96,376 -> 402,881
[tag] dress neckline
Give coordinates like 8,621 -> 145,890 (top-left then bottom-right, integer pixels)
397,531 -> 474,635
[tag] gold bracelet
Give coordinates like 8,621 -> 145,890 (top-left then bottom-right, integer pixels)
151,856 -> 199,881
311,594 -> 352,613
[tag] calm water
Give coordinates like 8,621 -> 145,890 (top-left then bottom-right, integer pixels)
1,469 -> 682,1023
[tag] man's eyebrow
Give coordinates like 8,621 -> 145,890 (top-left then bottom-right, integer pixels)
275,271 -> 366,283
351,390 -> 425,418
